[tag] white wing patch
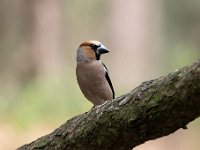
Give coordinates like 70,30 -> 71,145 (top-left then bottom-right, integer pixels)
103,65 -> 109,74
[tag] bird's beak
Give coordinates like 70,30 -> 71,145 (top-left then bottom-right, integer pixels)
96,44 -> 109,55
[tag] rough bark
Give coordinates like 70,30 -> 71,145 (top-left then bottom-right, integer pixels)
18,60 -> 200,150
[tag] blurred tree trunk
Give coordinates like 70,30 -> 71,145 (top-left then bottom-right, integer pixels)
110,0 -> 163,88
0,0 -> 64,87
21,0 -> 64,78
18,60 -> 200,150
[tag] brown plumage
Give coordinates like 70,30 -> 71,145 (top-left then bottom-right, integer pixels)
76,40 -> 115,106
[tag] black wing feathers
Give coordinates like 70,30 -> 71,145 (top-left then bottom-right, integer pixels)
102,63 -> 115,99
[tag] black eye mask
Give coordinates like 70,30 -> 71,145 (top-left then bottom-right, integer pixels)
90,44 -> 100,51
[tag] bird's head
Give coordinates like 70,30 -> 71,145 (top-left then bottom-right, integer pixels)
77,40 -> 109,62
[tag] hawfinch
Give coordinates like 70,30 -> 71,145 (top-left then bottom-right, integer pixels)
76,40 -> 115,106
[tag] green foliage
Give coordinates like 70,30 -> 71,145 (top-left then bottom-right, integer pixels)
170,43 -> 200,68
0,74 -> 92,128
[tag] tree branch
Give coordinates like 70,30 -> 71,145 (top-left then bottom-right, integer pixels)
18,60 -> 200,150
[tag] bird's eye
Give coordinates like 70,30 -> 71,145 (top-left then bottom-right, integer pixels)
90,44 -> 98,50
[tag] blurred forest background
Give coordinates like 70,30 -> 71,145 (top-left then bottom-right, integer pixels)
0,0 -> 200,149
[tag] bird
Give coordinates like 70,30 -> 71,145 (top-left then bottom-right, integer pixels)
76,40 -> 115,106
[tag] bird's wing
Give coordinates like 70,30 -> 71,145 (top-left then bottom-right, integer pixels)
102,63 -> 115,99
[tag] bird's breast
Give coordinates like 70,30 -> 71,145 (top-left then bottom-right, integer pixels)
76,61 -> 105,87
76,61 -> 113,105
